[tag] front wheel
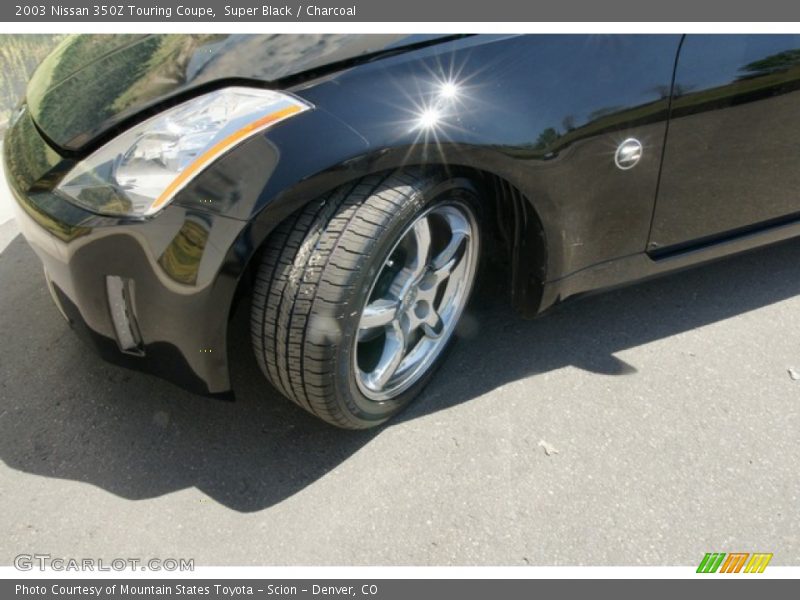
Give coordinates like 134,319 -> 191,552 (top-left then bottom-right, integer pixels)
250,170 -> 482,429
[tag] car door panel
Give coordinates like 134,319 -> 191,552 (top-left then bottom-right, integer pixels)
650,34 -> 800,251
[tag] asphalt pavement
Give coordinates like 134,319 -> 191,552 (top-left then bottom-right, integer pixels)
0,166 -> 798,565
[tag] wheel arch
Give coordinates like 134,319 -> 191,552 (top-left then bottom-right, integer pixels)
227,161 -> 548,325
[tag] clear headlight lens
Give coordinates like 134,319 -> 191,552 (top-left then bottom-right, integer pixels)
56,87 -> 312,218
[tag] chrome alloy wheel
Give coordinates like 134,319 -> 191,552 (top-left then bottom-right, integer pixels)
354,201 -> 479,401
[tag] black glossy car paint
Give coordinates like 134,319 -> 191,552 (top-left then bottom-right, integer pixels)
6,33 -> 800,398
652,34 -> 800,250
26,34 -> 460,152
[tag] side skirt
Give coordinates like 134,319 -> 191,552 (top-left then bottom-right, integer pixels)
538,213 -> 800,312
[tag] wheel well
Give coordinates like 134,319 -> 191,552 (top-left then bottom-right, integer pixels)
229,166 -> 548,321
466,168 -> 547,318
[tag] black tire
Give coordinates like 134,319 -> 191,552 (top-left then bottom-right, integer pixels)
250,170 -> 482,429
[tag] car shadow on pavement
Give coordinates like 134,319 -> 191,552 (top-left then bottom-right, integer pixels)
2,232 -> 800,512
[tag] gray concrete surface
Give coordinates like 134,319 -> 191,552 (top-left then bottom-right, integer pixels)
0,222 -> 799,566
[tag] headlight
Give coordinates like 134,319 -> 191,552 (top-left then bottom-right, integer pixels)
56,87 -> 312,218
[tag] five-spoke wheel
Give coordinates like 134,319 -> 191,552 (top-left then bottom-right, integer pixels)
355,203 -> 479,400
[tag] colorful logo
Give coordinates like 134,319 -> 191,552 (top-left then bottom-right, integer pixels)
696,552 -> 773,573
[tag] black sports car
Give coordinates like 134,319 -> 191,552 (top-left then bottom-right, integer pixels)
5,33 -> 800,428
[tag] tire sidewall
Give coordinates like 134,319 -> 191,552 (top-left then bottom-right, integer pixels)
332,172 -> 485,426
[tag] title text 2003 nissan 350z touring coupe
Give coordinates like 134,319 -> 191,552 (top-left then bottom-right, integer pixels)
6,34 -> 800,428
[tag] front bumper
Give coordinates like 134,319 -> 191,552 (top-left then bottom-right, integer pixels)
4,108 -> 249,396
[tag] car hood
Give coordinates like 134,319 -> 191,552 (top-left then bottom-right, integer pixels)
27,34 -> 455,152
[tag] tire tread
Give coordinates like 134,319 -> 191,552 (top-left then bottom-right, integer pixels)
250,171 -> 425,428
